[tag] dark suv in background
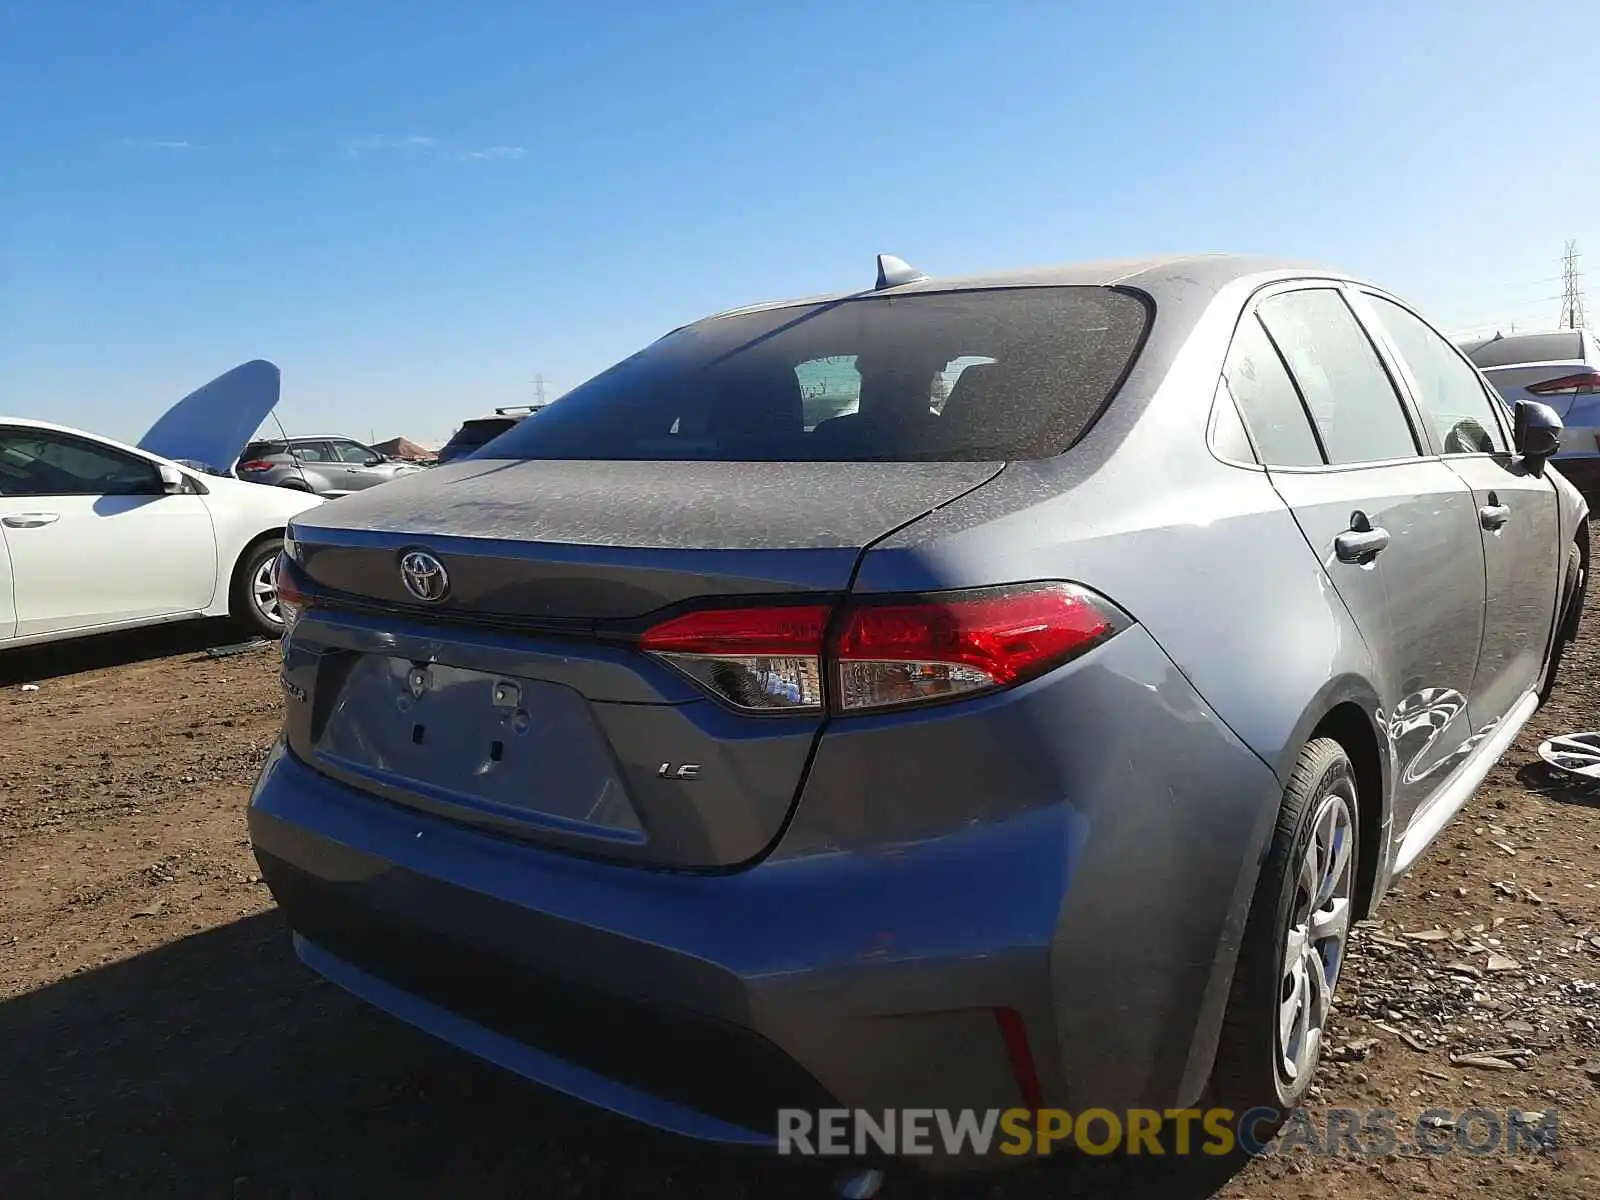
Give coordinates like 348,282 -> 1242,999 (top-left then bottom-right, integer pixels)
436,405 -> 546,463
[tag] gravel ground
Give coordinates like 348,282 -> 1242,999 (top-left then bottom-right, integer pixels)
2,538 -> 1598,1199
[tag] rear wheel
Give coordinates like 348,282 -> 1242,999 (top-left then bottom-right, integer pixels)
232,537 -> 286,639
1212,738 -> 1359,1136
276,480 -> 313,493
1539,541 -> 1585,707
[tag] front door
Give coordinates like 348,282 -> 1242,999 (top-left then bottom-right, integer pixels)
0,527 -> 15,640
0,428 -> 217,637
1357,291 -> 1565,732
327,440 -> 387,491
1227,286 -> 1488,834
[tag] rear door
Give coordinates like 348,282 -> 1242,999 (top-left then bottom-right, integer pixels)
0,427 -> 217,636
1227,284 -> 1487,831
1358,292 -> 1563,728
287,440 -> 340,491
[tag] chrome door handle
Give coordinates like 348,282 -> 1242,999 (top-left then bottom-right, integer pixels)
1,512 -> 60,528
1480,502 -> 1511,530
1335,522 -> 1390,564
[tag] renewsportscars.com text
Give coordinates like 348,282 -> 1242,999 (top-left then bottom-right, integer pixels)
777,1106 -> 1559,1158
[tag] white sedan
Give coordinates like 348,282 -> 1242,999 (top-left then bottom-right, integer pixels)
0,360 -> 323,647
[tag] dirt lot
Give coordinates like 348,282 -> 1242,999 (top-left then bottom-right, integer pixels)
3,556 -> 1598,1199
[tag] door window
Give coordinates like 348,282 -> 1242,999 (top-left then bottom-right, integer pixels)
332,441 -> 379,465
1365,296 -> 1509,454
1258,289 -> 1420,465
1223,315 -> 1323,466
0,430 -> 161,497
290,442 -> 336,462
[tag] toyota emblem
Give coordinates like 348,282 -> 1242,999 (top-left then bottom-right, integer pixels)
400,550 -> 449,602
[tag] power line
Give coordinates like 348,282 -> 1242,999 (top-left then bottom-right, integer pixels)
1559,239 -> 1586,330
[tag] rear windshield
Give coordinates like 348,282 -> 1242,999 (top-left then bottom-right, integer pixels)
241,440 -> 287,458
484,287 -> 1151,462
1464,332 -> 1583,368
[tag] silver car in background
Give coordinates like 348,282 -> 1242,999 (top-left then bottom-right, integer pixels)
235,436 -> 425,496
250,254 -> 1590,1180
1462,330 -> 1600,492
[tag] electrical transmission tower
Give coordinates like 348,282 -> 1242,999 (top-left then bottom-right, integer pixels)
1558,240 -> 1586,329
533,374 -> 547,406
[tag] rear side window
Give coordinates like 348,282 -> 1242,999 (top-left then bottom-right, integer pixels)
1258,290 -> 1419,465
1366,296 -> 1508,454
1224,315 -> 1323,466
1465,332 -> 1583,369
483,287 -> 1151,462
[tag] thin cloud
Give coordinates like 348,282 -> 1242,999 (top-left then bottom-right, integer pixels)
118,138 -> 199,150
463,145 -> 527,161
343,134 -> 437,156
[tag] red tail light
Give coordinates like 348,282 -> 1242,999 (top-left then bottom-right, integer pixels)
639,604 -> 830,711
1527,371 -> 1600,397
835,585 -> 1123,712
639,583 -> 1127,715
239,459 -> 274,472
272,553 -> 312,631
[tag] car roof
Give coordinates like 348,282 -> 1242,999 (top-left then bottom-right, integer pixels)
247,434 -> 361,444
0,416 -> 189,467
698,253 -> 1348,323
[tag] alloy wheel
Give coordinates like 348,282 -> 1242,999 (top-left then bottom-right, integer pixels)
252,557 -> 284,627
1277,786 -> 1356,1087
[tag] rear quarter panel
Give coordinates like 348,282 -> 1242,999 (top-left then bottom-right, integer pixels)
858,460 -> 1384,795
199,480 -> 323,612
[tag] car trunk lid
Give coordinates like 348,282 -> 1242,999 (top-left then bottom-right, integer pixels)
279,457 -> 1000,868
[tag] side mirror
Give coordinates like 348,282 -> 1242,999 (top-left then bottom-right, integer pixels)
1512,400 -> 1562,474
157,463 -> 186,493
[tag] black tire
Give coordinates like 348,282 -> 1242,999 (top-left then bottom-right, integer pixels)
231,537 -> 286,639
276,480 -> 314,493
1211,738 -> 1360,1137
1538,541 -> 1585,708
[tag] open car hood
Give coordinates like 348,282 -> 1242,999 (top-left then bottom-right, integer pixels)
137,359 -> 280,473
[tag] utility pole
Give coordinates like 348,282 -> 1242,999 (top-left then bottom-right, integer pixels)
1558,239 -> 1586,330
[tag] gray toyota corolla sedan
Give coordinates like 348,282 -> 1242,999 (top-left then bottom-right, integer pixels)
250,254 -> 1590,1177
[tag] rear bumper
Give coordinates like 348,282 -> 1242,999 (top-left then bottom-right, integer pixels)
251,749 -> 1078,1145
248,623 -> 1282,1168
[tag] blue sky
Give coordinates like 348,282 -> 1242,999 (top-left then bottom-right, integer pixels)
2,0 -> 1595,449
